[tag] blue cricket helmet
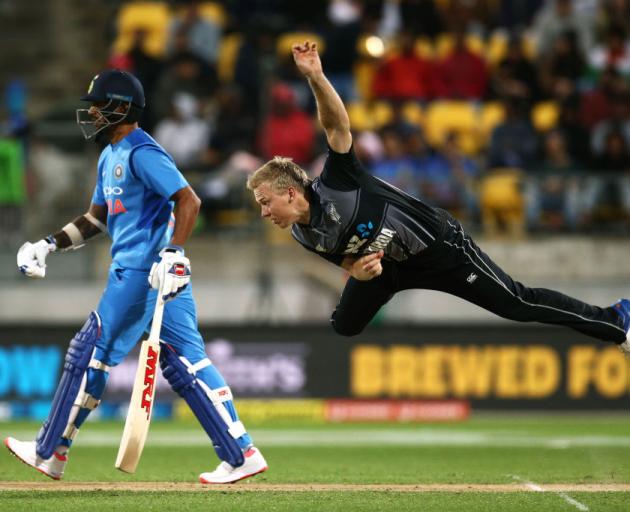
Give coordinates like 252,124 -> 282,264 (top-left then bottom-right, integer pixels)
81,69 -> 145,108
76,69 -> 145,140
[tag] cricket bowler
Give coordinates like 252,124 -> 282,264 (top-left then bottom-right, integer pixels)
248,41 -> 630,349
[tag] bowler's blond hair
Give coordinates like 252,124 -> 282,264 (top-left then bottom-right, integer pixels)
247,156 -> 311,193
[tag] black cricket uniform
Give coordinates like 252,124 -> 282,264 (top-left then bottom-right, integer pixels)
292,146 -> 625,343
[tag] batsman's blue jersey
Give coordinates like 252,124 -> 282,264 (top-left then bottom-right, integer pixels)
91,128 -> 188,270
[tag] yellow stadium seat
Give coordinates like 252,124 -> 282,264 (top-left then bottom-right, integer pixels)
401,102 -> 424,127
277,32 -> 325,57
521,31 -> 537,60
466,34 -> 485,56
353,60 -> 378,101
487,31 -> 508,67
479,167 -> 526,238
424,101 -> 479,153
217,33 -> 242,83
435,33 -> 454,58
414,37 -> 434,59
532,101 -> 559,132
347,101 -> 393,131
114,2 -> 171,57
435,33 -> 485,59
373,101 -> 394,127
198,2 -> 227,27
479,102 -> 506,142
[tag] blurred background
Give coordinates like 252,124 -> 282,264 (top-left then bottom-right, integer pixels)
1,0 -> 630,424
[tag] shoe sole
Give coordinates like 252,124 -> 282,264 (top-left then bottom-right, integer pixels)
199,465 -> 268,485
3,438 -> 62,481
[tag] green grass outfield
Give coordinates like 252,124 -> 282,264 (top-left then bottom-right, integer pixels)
2,414 -> 630,511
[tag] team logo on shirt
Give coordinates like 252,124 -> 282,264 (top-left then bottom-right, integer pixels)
114,164 -> 124,180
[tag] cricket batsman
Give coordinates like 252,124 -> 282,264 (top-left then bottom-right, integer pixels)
248,41 -> 630,350
4,69 -> 267,483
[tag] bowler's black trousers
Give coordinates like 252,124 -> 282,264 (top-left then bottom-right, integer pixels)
331,212 -> 625,343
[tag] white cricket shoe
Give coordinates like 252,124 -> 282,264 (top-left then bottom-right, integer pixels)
4,437 -> 67,480
199,447 -> 268,484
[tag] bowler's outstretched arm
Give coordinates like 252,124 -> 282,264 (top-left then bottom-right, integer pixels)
292,41 -> 352,154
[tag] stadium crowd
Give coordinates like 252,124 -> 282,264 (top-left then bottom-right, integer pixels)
6,0 -> 630,235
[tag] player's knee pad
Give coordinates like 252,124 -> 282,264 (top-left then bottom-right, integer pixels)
160,345 -> 245,468
36,312 -> 109,458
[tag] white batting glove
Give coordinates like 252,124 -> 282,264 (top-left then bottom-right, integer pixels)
148,246 -> 191,302
17,237 -> 57,278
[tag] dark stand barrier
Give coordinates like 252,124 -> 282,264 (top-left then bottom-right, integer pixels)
1,323 -> 628,410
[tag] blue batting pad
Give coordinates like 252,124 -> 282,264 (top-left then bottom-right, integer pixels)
36,312 -> 100,459
160,345 -> 245,467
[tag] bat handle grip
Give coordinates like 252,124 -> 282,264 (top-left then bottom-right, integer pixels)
148,285 -> 166,344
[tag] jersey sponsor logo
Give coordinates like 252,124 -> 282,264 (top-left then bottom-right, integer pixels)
356,221 -> 374,239
106,198 -> 127,215
114,164 -> 124,180
343,236 -> 369,254
103,186 -> 124,195
367,228 -> 396,252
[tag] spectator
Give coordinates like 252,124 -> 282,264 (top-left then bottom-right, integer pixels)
371,125 -> 421,196
591,93 -> 630,156
152,49 -> 217,122
258,83 -> 315,166
353,130 -> 385,169
532,0 -> 594,57
491,34 -> 540,101
443,0 -> 499,33
321,0 -> 362,102
377,0 -> 444,40
595,0 -> 630,43
228,0 -> 316,31
580,66 -> 627,130
586,129 -> 630,222
528,129 -> 582,230
420,131 -> 479,216
587,24 -> 630,80
557,95 -> 591,166
488,97 -> 538,168
372,29 -> 435,102
204,85 -> 257,169
434,31 -> 489,100
538,30 -> 585,100
594,129 -> 630,171
153,92 -> 210,169
2,79 -> 29,142
534,129 -> 577,172
108,29 -> 163,132
498,0 -> 544,31
234,23 -> 278,117
167,1 -> 222,66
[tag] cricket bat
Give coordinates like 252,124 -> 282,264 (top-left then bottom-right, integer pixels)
115,289 -> 166,474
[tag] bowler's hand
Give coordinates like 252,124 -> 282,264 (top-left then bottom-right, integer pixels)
292,40 -> 323,78
345,251 -> 384,281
